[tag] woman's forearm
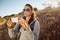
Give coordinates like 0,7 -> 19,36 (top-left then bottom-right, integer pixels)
8,28 -> 16,39
8,24 -> 20,39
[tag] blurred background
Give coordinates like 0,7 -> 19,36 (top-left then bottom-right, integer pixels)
0,0 -> 60,40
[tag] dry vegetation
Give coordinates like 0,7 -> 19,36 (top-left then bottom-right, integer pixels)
0,6 -> 60,40
36,7 -> 60,40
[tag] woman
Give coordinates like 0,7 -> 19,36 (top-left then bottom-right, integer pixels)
7,4 -> 40,40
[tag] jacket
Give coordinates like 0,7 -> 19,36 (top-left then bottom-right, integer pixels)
8,19 -> 40,40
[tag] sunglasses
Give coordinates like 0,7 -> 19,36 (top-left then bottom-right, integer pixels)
23,9 -> 31,12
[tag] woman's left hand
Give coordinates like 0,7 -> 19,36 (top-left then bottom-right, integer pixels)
18,18 -> 28,30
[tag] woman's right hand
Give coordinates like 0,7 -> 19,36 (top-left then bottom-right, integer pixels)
7,19 -> 13,28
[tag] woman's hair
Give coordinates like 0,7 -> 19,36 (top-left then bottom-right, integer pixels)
23,4 -> 35,24
25,4 -> 33,10
23,13 -> 34,25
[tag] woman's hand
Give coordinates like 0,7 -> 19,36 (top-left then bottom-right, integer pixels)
7,19 -> 13,28
18,18 -> 28,30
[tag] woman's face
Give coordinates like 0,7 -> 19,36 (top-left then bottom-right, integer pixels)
23,6 -> 32,17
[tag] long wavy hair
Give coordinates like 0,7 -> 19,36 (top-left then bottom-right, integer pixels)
23,4 -> 35,25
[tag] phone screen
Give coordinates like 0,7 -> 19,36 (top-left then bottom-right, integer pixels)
11,17 -> 18,23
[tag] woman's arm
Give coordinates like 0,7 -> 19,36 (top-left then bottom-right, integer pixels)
8,24 -> 20,39
33,20 -> 40,40
27,20 -> 40,40
8,28 -> 16,39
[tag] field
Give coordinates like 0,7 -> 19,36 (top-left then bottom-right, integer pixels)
0,7 -> 60,40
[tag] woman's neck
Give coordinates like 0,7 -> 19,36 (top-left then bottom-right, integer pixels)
26,16 -> 31,23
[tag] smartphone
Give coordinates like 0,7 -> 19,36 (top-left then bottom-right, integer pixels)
11,17 -> 18,23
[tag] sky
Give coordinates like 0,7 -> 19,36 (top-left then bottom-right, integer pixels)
0,0 -> 60,17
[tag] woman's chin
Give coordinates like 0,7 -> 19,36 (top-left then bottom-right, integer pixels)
24,15 -> 30,17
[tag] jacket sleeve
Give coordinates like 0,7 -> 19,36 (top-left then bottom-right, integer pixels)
8,24 -> 20,39
33,20 -> 40,40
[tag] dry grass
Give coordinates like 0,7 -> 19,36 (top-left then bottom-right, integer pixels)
0,7 -> 60,40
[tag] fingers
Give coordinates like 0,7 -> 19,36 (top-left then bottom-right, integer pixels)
18,18 -> 28,30
7,19 -> 12,25
22,24 -> 27,30
7,19 -> 12,28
